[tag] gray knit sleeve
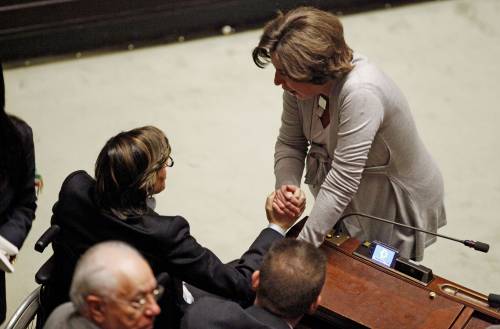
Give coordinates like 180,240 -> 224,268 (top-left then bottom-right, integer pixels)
274,91 -> 309,189
299,86 -> 384,246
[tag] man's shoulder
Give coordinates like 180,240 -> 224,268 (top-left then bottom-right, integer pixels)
181,297 -> 282,329
44,302 -> 98,329
44,302 -> 75,324
186,296 -> 243,313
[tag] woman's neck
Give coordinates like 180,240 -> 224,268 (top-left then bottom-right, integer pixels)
319,79 -> 335,98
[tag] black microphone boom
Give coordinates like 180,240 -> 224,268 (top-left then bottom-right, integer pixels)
488,293 -> 500,308
339,212 -> 490,253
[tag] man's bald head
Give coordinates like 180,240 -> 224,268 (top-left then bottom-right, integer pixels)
69,241 -> 150,312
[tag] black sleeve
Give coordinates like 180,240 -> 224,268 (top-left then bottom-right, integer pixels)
0,124 -> 37,248
163,217 -> 282,306
180,297 -> 248,329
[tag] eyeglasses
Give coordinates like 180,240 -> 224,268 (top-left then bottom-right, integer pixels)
113,284 -> 164,314
165,156 -> 174,168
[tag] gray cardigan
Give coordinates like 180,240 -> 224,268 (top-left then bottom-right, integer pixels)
275,54 -> 446,260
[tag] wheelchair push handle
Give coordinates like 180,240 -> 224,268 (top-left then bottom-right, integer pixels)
35,225 -> 60,253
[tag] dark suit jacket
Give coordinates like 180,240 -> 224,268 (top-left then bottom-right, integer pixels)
181,297 -> 291,329
0,118 -> 36,249
43,170 -> 283,329
0,118 -> 36,323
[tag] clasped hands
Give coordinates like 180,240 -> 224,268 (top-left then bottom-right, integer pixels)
265,185 -> 306,231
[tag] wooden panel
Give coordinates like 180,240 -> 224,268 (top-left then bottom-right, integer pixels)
428,278 -> 499,319
451,308 -> 475,329
464,311 -> 500,329
318,243 -> 464,329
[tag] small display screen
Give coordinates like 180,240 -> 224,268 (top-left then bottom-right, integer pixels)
371,244 -> 397,267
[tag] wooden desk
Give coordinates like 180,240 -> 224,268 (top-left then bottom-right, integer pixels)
299,235 -> 500,329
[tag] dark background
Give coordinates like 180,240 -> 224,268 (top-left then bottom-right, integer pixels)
1,0 -> 431,63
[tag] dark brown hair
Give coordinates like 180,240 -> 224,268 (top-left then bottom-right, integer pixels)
257,239 -> 327,319
94,126 -> 171,219
253,6 -> 353,84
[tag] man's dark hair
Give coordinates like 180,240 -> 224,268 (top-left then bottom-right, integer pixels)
257,239 -> 327,319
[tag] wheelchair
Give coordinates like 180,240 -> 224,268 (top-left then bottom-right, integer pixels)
4,224 -> 176,329
4,225 -> 60,329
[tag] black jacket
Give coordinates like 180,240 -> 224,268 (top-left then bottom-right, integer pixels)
43,170 -> 282,328
181,297 -> 290,329
0,118 -> 36,323
0,118 -> 36,248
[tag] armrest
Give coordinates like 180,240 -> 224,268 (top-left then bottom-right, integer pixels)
35,255 -> 55,285
34,225 -> 60,253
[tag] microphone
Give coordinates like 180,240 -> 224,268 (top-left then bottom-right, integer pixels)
338,212 -> 490,253
488,294 -> 500,308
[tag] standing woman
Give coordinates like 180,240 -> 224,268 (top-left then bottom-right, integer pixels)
0,64 -> 37,323
253,7 -> 446,260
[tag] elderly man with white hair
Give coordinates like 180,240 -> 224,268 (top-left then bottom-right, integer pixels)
43,241 -> 161,329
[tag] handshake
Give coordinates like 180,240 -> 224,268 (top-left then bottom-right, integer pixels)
265,185 -> 306,232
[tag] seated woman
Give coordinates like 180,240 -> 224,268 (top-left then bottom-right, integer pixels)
42,126 -> 295,329
0,64 -> 37,324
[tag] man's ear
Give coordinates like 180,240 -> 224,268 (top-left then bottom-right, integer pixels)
85,294 -> 106,324
307,294 -> 322,314
251,271 -> 260,292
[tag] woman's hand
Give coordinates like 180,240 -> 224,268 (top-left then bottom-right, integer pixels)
266,191 -> 298,231
271,185 -> 306,223
265,187 -> 306,231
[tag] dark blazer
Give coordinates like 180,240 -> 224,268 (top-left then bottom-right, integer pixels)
181,297 -> 291,329
0,118 -> 37,324
43,170 -> 283,329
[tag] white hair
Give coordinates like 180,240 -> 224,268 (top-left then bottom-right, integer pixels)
69,241 -> 144,313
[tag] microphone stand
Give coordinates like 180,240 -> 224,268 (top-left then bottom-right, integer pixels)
339,212 -> 490,253
290,214 -> 497,307
340,213 -> 500,309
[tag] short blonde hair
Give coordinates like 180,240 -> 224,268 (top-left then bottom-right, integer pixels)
253,6 -> 353,84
